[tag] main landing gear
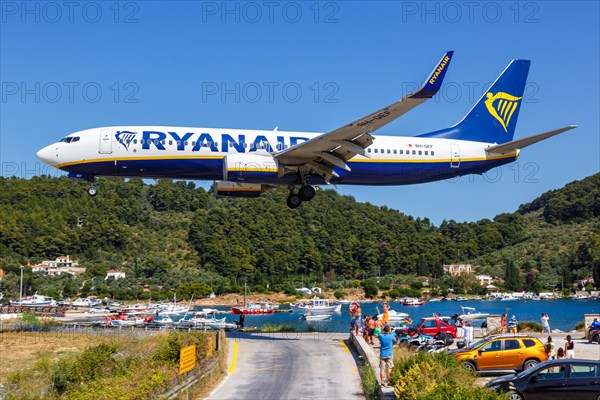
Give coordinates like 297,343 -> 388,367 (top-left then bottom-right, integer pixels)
286,185 -> 316,209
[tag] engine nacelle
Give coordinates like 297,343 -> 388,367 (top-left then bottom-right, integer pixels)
213,181 -> 269,198
223,153 -> 280,183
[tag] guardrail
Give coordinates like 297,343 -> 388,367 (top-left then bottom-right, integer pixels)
0,305 -> 66,316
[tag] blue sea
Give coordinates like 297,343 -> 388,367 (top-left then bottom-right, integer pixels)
198,299 -> 599,332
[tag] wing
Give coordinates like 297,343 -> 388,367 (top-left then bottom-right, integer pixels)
275,51 -> 454,182
485,125 -> 577,154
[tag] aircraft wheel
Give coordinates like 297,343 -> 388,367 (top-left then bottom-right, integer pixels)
286,194 -> 302,209
88,187 -> 98,196
298,185 -> 316,201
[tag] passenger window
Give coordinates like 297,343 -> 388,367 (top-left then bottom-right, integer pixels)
367,149 -> 371,153
431,151 -> 435,156
569,364 -> 597,378
522,339 -> 536,348
418,150 -> 422,155
537,365 -> 565,380
169,140 -> 173,145
133,139 -> 138,144
425,151 -> 428,155
503,340 -> 521,350
400,150 -> 403,155
393,150 -> 397,154
374,149 -> 378,153
481,340 -> 501,352
387,149 -> 390,154
412,150 -> 416,155
214,142 -> 219,147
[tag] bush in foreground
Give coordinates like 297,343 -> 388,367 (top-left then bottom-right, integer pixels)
391,351 -> 503,400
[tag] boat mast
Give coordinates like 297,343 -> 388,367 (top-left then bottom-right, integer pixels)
19,266 -> 23,304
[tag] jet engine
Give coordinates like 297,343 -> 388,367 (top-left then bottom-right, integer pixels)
222,153 -> 281,183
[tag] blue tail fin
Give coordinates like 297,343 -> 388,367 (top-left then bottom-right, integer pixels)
420,59 -> 530,144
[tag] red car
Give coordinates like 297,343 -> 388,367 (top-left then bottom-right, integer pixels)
415,317 -> 457,338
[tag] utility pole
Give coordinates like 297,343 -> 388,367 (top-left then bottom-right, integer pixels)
19,266 -> 24,304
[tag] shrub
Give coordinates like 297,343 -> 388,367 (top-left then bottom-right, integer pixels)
517,321 -> 542,332
334,290 -> 344,299
359,361 -> 379,400
575,320 -> 585,330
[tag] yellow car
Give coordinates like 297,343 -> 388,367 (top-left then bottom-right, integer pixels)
450,334 -> 548,373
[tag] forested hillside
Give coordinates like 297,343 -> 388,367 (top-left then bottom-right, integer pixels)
0,173 -> 598,300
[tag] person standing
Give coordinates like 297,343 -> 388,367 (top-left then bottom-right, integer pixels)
382,302 -> 390,328
463,321 -> 474,347
354,305 -> 363,336
378,325 -> 394,388
541,313 -> 551,334
501,313 -> 508,334
508,315 -> 518,334
565,335 -> 575,359
545,336 -> 555,359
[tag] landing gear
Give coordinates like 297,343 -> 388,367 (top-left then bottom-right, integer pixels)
88,186 -> 97,196
87,181 -> 97,196
286,193 -> 302,209
298,185 -> 316,201
286,184 -> 316,209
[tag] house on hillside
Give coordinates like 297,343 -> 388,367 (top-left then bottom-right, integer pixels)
443,264 -> 472,276
31,255 -> 84,276
475,274 -> 494,287
105,270 -> 126,280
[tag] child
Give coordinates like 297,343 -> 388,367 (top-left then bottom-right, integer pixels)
556,347 -> 564,359
544,336 -> 555,359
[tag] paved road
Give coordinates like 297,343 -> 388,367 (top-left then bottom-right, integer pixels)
208,332 -> 364,400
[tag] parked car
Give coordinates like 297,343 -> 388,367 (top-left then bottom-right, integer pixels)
87,307 -> 110,314
415,317 -> 458,338
485,359 -> 600,400
449,334 -> 547,373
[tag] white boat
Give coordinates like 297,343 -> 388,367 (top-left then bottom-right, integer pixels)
71,297 -> 99,307
157,304 -> 190,316
570,294 -> 589,300
154,316 -> 175,325
378,309 -> 410,322
10,294 -> 56,307
531,296 -> 541,301
455,296 -> 468,302
500,294 -> 518,301
290,297 -> 341,314
458,306 -> 489,320
108,313 -> 148,326
337,300 -> 351,304
428,298 -> 442,302
301,313 -> 332,321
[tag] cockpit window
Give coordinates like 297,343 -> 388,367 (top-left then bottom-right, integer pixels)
59,137 -> 80,143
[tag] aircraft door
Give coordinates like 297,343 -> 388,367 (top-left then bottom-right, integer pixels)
450,144 -> 460,168
99,129 -> 113,154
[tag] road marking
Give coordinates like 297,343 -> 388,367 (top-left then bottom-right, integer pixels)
229,341 -> 238,374
254,364 -> 285,372
340,340 -> 350,354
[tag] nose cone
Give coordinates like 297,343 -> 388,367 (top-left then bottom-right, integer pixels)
36,145 -> 57,165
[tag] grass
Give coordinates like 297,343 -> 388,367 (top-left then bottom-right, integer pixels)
359,360 -> 380,400
257,323 -> 297,332
1,330 -> 222,399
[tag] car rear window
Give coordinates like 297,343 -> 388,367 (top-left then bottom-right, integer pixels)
569,364 -> 598,378
522,339 -> 536,347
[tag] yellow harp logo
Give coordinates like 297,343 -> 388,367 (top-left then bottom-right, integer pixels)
485,92 -> 522,132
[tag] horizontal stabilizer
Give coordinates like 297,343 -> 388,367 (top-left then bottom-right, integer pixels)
486,125 -> 577,154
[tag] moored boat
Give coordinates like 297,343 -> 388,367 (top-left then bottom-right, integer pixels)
458,306 -> 489,320
401,297 -> 426,306
230,302 -> 276,314
10,293 -> 56,307
290,297 -> 341,314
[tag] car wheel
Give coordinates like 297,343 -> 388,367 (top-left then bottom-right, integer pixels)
523,359 -> 539,370
508,390 -> 524,400
462,361 -> 477,373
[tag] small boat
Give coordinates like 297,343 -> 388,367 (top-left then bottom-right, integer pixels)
570,294 -> 589,300
455,296 -> 468,302
401,297 -> 426,306
290,297 -> 341,314
154,316 -> 175,325
230,302 -> 276,315
500,295 -> 518,301
337,300 -> 351,304
301,313 -> 332,322
10,293 -> 56,307
106,313 -> 151,326
531,296 -> 541,301
428,298 -> 442,302
458,306 -> 489,320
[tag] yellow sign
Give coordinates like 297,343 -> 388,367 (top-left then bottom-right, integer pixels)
484,92 -> 522,132
179,344 -> 196,375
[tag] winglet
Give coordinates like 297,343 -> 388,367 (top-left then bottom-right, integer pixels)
410,51 -> 454,99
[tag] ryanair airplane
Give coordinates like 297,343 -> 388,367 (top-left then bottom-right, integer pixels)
37,52 -> 575,208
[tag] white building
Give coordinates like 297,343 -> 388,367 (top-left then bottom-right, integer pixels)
32,255 -> 83,276
475,274 -> 494,286
105,269 -> 126,280
443,264 -> 472,276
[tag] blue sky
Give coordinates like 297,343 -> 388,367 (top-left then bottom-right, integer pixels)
1,1 -> 598,224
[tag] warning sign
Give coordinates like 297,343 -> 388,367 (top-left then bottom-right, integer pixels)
179,344 -> 196,375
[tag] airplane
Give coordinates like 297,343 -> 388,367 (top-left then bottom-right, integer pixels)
37,51 -> 576,209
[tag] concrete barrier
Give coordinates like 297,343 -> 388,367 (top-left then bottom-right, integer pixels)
350,331 -> 396,400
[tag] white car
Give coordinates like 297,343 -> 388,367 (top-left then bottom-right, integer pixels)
87,307 -> 110,314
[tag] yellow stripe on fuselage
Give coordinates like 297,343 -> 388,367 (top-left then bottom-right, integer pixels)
55,152 -> 517,170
